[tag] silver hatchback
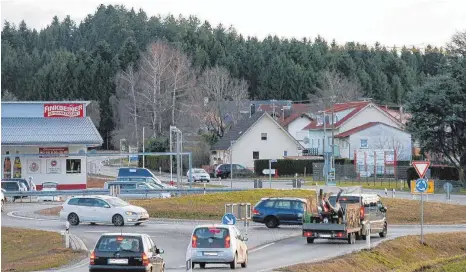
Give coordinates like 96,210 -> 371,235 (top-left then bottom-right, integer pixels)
187,224 -> 248,269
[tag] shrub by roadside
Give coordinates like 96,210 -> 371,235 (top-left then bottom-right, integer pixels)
1,227 -> 86,272
279,232 -> 466,272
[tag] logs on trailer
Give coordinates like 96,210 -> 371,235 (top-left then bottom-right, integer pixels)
345,203 -> 361,229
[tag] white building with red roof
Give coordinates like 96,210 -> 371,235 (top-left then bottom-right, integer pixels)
297,100 -> 412,160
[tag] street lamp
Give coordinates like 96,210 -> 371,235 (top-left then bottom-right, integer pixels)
230,140 -> 237,188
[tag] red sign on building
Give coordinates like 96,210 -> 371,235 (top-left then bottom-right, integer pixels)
44,103 -> 84,118
39,147 -> 69,157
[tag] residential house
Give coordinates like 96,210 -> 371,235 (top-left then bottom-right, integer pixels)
210,111 -> 304,168
298,100 -> 411,160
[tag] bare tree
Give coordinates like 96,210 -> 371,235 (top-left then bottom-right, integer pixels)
373,136 -> 408,161
138,41 -> 174,137
191,66 -> 249,137
447,30 -> 466,56
1,90 -> 18,101
310,70 -> 363,108
114,64 -> 141,146
86,100 -> 101,129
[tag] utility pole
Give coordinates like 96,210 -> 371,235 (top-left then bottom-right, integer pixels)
169,126 -> 174,183
142,127 -> 145,168
330,95 -> 336,179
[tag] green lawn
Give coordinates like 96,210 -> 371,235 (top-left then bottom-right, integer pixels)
304,180 -> 409,191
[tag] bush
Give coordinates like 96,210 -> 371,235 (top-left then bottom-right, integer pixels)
406,165 -> 460,188
254,158 -> 352,176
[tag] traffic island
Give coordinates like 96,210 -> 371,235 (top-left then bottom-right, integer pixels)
1,227 -> 87,272
279,232 -> 466,272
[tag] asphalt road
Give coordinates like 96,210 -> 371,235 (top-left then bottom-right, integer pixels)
2,203 -> 466,272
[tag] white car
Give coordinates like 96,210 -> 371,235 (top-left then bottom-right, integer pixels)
59,195 -> 149,226
37,182 -> 60,202
188,224 -> 248,269
187,168 -> 211,182
1,189 -> 5,212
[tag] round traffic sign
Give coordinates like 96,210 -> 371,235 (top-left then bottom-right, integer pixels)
415,178 -> 428,193
443,182 -> 453,193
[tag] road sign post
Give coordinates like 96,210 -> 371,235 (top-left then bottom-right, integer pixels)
269,159 -> 277,188
412,160 -> 430,245
444,182 -> 453,203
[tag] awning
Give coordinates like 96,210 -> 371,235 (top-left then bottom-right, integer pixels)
1,117 -> 103,146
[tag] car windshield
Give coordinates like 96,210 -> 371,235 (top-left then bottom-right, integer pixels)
193,169 -> 204,173
96,236 -> 142,252
328,196 -> 360,207
106,197 -> 129,207
193,227 -> 230,248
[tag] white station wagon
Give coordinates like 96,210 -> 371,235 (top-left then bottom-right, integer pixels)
59,195 -> 149,226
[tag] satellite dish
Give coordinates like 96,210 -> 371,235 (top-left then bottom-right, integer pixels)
303,137 -> 309,144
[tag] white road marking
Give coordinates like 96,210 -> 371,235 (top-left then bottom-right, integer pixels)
249,242 -> 275,253
7,211 -> 58,221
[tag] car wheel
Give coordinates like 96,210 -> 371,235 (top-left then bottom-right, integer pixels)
379,223 -> 387,238
306,237 -> 314,244
135,222 -> 142,226
348,232 -> 355,244
68,213 -> 80,226
230,252 -> 237,269
200,262 -> 206,269
241,252 -> 248,268
112,214 -> 124,226
265,216 -> 279,228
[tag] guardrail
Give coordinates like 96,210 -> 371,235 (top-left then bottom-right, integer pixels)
2,188 -> 250,197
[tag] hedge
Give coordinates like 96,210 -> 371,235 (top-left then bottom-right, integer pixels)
406,165 -> 459,188
254,158 -> 352,176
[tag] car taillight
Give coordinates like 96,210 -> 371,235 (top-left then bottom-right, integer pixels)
336,232 -> 344,238
303,231 -> 313,237
253,209 -> 259,215
225,235 -> 231,248
90,251 -> 95,265
360,206 -> 365,220
142,252 -> 149,266
192,235 -> 197,248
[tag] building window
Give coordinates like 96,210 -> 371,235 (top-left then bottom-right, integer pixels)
253,151 -> 259,159
284,150 -> 288,156
360,139 -> 368,149
66,159 -> 81,174
261,133 -> 267,140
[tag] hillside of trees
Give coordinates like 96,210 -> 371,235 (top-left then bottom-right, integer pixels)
0,4 -> 451,149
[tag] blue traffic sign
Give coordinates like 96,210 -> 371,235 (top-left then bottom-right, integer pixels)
415,178 -> 428,193
222,213 -> 236,225
443,182 -> 453,193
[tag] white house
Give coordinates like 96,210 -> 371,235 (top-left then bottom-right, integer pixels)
299,101 -> 410,159
336,122 -> 412,160
211,111 -> 304,168
280,113 -> 313,141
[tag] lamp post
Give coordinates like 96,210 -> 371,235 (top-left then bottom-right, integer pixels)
119,138 -> 126,166
229,140 -> 237,188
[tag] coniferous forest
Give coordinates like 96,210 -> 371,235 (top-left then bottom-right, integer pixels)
0,4 -> 460,153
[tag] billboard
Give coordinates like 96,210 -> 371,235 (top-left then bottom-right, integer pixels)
44,103 -> 84,118
354,149 -> 397,178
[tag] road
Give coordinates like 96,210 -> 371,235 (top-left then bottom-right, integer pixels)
2,203 -> 466,272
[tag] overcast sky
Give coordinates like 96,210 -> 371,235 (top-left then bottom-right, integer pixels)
1,0 -> 465,48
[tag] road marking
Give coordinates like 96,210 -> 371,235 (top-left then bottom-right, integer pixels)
249,242 -> 275,253
7,211 -> 59,221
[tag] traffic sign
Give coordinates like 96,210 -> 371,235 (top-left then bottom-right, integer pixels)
415,178 -> 428,193
443,182 -> 453,194
410,180 -> 434,194
262,169 -> 276,175
222,213 -> 237,225
412,161 -> 431,178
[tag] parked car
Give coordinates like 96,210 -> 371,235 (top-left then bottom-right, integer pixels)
186,168 -> 211,182
117,175 -> 175,189
89,232 -> 165,272
214,164 -> 255,179
252,197 -> 310,228
1,189 -> 5,212
2,178 -> 35,191
1,180 -> 27,201
104,181 -> 172,199
59,195 -> 149,226
37,182 -> 60,202
188,224 -> 248,269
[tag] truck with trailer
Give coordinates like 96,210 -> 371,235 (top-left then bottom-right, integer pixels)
302,186 -> 388,244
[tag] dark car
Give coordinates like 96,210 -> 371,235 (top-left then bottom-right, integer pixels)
90,233 -> 165,272
252,197 -> 309,228
2,178 -> 31,191
1,180 -> 27,200
214,164 -> 255,179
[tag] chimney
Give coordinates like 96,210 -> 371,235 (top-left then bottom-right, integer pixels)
283,106 -> 291,119
250,103 -> 255,117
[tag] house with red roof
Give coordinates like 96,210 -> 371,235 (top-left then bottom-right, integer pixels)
298,100 -> 412,160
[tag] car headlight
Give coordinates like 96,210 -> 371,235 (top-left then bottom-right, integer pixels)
125,211 -> 137,215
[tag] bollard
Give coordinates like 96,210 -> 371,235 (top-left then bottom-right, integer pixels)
203,183 -> 206,195
366,221 -> 371,249
384,188 -> 387,197
392,188 -> 395,198
65,221 -> 70,248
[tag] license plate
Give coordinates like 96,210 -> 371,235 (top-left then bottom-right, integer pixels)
108,258 -> 128,265
203,252 -> 218,256
320,234 -> 331,238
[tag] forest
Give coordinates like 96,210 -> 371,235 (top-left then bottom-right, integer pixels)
0,4 -> 459,152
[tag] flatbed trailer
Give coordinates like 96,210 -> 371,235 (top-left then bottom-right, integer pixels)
302,202 -> 362,244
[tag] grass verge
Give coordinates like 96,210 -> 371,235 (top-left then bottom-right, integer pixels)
279,232 -> 466,272
304,180 -> 409,191
37,190 -> 466,224
1,227 -> 86,272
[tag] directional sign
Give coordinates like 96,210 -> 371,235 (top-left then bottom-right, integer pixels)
412,161 -> 431,179
262,169 -> 276,175
410,180 -> 434,194
415,178 -> 428,193
222,213 -> 237,225
270,159 -> 277,163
